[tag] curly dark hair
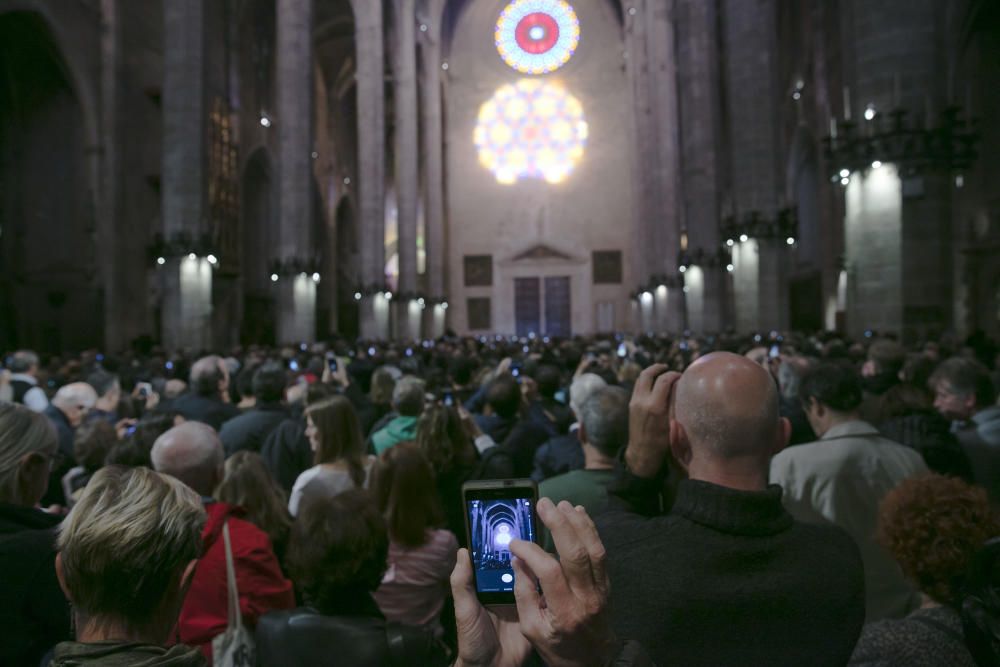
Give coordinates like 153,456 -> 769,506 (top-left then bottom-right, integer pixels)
287,489 -> 388,614
878,474 -> 1000,606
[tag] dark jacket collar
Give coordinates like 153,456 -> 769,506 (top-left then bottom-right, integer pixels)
0,502 -> 62,534
671,479 -> 794,537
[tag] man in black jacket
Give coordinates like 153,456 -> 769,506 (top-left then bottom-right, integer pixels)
220,363 -> 289,458
170,356 -> 240,432
597,354 -> 865,667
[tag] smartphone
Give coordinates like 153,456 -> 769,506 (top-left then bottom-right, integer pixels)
442,390 -> 455,407
510,362 -> 522,379
289,359 -> 300,372
327,354 -> 338,372
462,480 -> 539,605
617,342 -> 627,358
769,344 -> 780,358
136,382 -> 153,398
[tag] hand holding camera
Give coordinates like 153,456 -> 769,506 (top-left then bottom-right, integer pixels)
626,364 -> 681,479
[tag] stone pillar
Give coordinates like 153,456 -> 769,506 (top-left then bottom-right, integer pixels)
275,0 -> 315,343
676,0 -> 725,331
645,0 -> 684,332
162,0 -> 211,351
841,0 -> 952,341
624,0 -> 684,333
419,0 -> 447,338
721,0 -> 788,332
352,0 -> 387,339
393,0 -> 419,340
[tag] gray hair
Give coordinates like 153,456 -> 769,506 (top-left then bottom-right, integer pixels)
57,466 -> 206,633
392,376 -> 427,417
0,403 -> 58,503
151,422 -> 224,496
9,350 -> 39,374
51,383 -> 98,412
190,355 -> 225,397
579,386 -> 629,458
569,373 -> 608,416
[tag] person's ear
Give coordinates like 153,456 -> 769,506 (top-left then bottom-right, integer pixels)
775,417 -> 791,455
668,419 -> 691,472
55,552 -> 72,601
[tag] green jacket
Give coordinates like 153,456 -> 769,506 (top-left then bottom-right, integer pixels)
371,415 -> 418,455
49,641 -> 207,666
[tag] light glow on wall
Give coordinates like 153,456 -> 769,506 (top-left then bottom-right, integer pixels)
496,0 -> 580,74
474,79 -> 588,185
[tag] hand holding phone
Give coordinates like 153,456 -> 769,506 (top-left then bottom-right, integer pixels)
451,497 -> 617,667
462,480 -> 538,605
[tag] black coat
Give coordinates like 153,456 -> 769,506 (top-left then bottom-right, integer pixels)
0,503 -> 70,666
219,403 -> 289,458
598,476 -> 866,667
256,593 -> 447,667
530,431 -> 584,483
261,418 -> 313,493
169,393 -> 241,432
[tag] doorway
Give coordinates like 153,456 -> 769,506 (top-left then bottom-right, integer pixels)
514,276 -> 571,337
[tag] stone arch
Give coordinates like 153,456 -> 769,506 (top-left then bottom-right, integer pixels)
0,9 -> 99,352
240,146 -> 277,345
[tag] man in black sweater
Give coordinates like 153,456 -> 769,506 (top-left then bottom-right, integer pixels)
597,354 -> 865,667
219,363 -> 289,458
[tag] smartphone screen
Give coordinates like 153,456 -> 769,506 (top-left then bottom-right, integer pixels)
768,344 -> 780,358
327,356 -> 338,372
442,390 -> 454,407
463,480 -> 538,605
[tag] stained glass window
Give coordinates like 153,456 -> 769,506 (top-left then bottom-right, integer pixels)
496,0 -> 580,74
474,79 -> 588,185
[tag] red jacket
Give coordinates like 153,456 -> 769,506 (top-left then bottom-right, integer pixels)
177,502 -> 294,663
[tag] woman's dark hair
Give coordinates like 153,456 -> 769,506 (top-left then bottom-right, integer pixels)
73,420 -> 117,472
370,442 -> 443,548
217,452 -> 292,558
415,405 -> 474,473
798,362 -> 863,412
304,396 -> 366,486
252,363 -> 287,404
287,489 -> 388,613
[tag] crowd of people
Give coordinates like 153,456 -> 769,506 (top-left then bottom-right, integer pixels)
1,328 -> 999,666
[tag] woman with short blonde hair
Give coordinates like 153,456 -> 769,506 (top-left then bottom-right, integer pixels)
53,465 -> 206,662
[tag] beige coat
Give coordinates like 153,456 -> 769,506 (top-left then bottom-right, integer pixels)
770,420 -> 927,622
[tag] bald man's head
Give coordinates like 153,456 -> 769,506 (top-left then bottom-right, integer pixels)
674,352 -> 784,462
151,422 -> 224,497
52,383 -> 98,428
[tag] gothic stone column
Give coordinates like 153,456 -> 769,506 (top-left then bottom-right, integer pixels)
162,0 -> 211,351
352,0 -> 388,339
393,0 -> 420,340
276,0 -> 315,343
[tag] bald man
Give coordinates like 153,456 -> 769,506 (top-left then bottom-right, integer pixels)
152,423 -> 293,660
41,383 -> 97,506
597,354 -> 865,667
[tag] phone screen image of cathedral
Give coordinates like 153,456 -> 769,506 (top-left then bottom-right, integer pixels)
467,497 -> 536,593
